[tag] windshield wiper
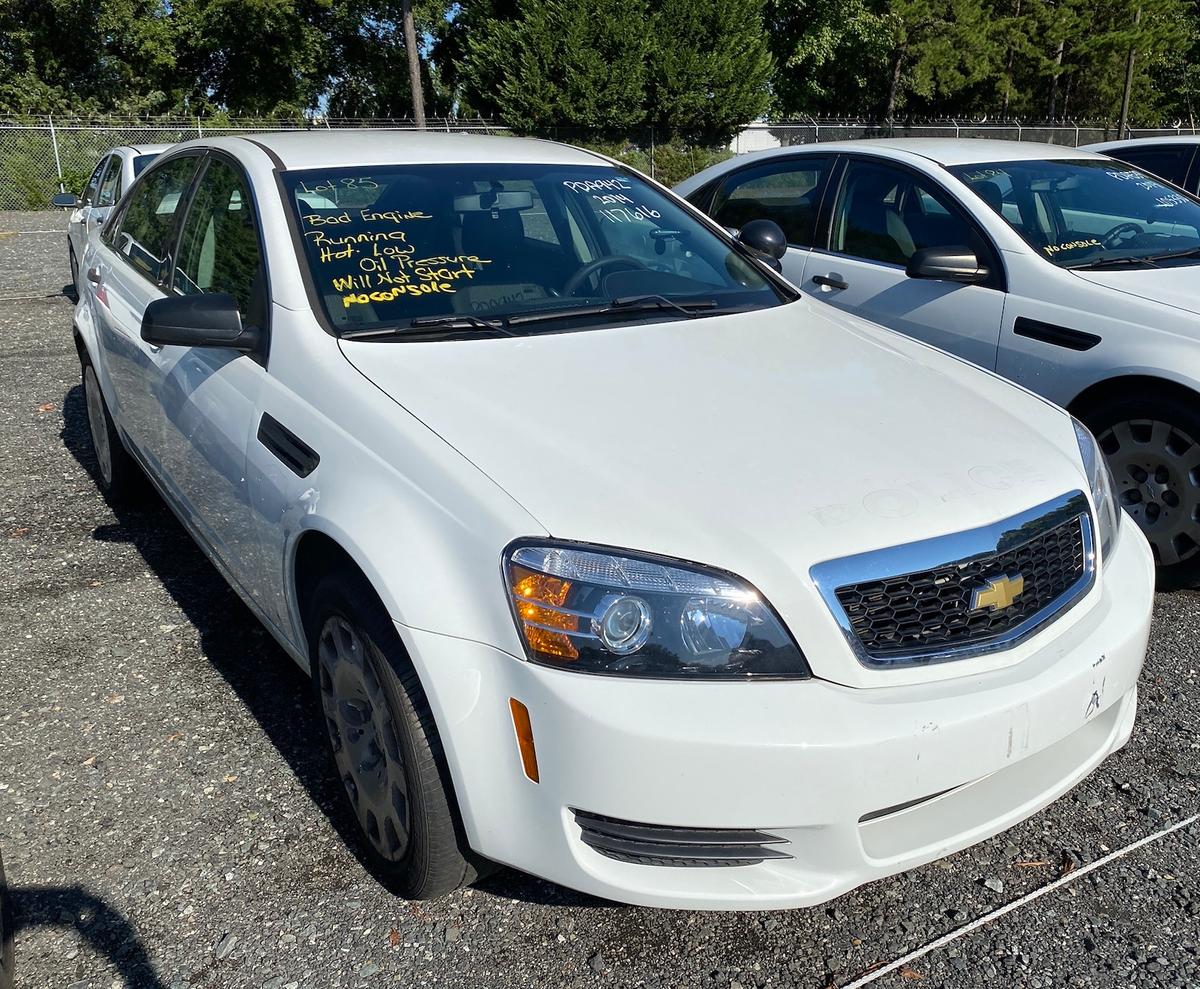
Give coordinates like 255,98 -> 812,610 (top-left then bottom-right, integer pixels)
1064,255 -> 1159,271
1146,246 -> 1200,263
507,296 -> 719,328
339,314 -> 516,340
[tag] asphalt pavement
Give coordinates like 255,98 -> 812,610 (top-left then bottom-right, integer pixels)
0,210 -> 1197,988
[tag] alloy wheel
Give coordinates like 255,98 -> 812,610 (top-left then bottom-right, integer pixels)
83,366 -> 113,486
1099,417 -> 1200,566
317,616 -> 411,863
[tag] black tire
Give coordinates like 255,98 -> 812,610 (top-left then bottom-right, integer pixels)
306,570 -> 482,899
68,245 -> 79,299
80,354 -> 144,505
0,851 -> 13,989
1083,391 -> 1200,589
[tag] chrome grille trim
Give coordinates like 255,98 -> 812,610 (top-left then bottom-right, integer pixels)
810,491 -> 1095,669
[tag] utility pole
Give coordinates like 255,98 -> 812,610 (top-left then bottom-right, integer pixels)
402,0 -> 427,129
1117,6 -> 1142,138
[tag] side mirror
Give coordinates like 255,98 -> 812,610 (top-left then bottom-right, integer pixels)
51,192 -> 81,208
141,293 -> 261,352
906,246 -> 989,284
735,218 -> 788,271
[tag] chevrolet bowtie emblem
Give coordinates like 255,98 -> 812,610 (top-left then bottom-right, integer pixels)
970,573 -> 1025,612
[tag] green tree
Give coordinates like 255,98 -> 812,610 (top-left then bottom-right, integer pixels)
461,0 -> 651,134
646,0 -> 773,141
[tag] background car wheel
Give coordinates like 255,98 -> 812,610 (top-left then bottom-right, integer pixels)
306,570 -> 484,899
1083,391 -> 1200,589
68,246 -> 79,298
81,357 -> 144,505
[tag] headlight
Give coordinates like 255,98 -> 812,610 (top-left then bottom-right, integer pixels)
1073,417 -> 1121,560
503,543 -> 810,679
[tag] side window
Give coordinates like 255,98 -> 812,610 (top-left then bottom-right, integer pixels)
710,157 -> 830,247
95,156 -> 123,208
1112,146 -> 1194,189
831,160 -> 991,269
173,158 -> 267,329
81,157 -> 109,207
107,156 -> 199,283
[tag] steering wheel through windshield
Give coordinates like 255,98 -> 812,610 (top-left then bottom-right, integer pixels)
1100,221 -> 1144,250
563,256 -> 648,297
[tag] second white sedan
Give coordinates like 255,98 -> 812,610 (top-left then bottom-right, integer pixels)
678,139 -> 1200,587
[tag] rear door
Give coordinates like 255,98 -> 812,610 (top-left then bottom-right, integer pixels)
801,155 -> 1006,370
92,154 -> 202,464
705,154 -> 834,284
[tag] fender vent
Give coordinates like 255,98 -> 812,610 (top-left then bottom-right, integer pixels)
572,810 -> 790,867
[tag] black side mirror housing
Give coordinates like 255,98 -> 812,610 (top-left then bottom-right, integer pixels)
51,192 -> 81,208
906,246 -> 989,284
735,219 -> 788,271
141,293 -> 261,352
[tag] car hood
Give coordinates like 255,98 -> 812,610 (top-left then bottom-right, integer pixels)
340,299 -> 1089,686
1071,265 -> 1200,317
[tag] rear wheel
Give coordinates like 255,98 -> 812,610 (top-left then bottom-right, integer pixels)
1084,392 -> 1200,589
306,570 -> 481,898
81,356 -> 143,505
68,245 -> 79,298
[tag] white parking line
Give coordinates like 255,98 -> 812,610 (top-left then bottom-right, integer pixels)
840,812 -> 1200,988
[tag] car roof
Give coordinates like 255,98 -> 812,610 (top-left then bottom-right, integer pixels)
1082,135 -> 1200,151
741,138 -> 1104,166
186,130 -> 609,170
116,144 -> 171,156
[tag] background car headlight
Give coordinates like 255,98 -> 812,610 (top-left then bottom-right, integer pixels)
504,543 -> 810,679
1073,417 -> 1121,561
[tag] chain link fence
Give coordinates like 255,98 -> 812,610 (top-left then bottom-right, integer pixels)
4,115 -> 1197,209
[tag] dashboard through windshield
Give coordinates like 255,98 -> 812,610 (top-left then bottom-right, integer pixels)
950,159 -> 1200,269
281,162 -> 788,335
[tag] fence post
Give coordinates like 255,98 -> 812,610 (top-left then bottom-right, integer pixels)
48,114 -> 65,193
197,116 -> 203,138
650,126 -> 655,180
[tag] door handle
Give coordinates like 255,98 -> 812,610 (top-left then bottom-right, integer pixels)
86,267 -> 101,285
811,274 -> 849,290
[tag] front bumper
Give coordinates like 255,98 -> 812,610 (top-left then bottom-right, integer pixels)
401,526 -> 1153,910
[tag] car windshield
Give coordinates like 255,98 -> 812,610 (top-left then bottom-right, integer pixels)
949,159 -> 1200,269
281,162 -> 787,335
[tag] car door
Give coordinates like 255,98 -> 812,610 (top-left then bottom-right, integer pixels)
802,156 -> 1006,370
155,153 -> 270,575
92,154 -> 202,465
1106,144 -> 1198,193
68,156 -> 110,262
89,154 -> 125,240
705,155 -> 834,285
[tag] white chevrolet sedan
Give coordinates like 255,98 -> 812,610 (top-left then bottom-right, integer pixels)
73,132 -> 1153,910
678,140 -> 1200,587
51,144 -> 169,293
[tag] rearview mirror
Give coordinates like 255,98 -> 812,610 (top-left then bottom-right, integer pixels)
141,294 -> 261,352
735,219 -> 787,270
51,192 -> 81,208
906,246 -> 989,284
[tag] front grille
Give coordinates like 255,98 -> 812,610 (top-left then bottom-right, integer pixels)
835,513 -> 1087,660
572,810 -> 790,867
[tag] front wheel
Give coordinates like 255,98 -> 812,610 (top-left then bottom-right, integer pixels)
307,571 -> 481,898
81,357 -> 144,505
1084,392 -> 1200,589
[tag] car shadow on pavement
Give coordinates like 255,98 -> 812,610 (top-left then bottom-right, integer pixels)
11,884 -> 168,988
59,383 -> 606,910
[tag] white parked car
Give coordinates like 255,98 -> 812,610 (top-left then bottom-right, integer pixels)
1082,135 -> 1200,195
52,144 -> 169,293
72,132 -> 1152,910
678,139 -> 1200,587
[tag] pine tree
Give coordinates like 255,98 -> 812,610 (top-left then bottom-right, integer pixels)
646,0 -> 774,141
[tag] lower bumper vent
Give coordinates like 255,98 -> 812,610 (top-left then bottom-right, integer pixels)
572,810 -> 791,867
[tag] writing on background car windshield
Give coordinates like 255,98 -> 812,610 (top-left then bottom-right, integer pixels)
1043,238 -> 1101,256
562,177 -> 663,224
295,180 -> 494,310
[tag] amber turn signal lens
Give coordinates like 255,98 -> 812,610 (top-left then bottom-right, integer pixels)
510,564 -> 579,661
508,698 -> 539,783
